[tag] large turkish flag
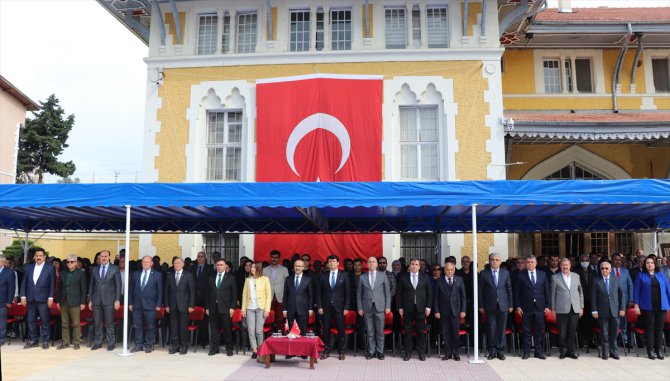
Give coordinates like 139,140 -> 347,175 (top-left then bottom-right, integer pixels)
255,75 -> 383,264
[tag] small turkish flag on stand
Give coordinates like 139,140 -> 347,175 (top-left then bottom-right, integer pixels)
284,319 -> 289,334
288,320 -> 302,338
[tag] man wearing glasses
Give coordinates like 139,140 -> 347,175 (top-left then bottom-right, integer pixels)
56,254 -> 87,350
590,260 -> 625,360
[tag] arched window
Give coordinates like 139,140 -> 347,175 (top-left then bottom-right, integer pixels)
543,162 -> 603,180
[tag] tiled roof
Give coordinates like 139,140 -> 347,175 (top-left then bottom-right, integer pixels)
0,75 -> 39,111
505,113 -> 670,123
536,8 -> 670,23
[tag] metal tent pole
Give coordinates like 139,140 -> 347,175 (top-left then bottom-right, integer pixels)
469,204 -> 484,363
118,205 -> 134,357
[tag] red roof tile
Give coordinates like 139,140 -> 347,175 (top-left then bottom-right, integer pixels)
504,113 -> 670,123
536,8 -> 670,23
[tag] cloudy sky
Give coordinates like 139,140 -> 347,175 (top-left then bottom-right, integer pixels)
1,0 -> 667,183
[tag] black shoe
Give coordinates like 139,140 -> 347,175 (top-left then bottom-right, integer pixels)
419,354 -> 426,361
320,352 -> 329,360
130,346 -> 142,353
366,353 -> 374,360
610,353 -> 620,360
285,355 -> 294,359
208,348 -> 219,356
647,352 -> 656,360
91,344 -> 102,350
522,353 -> 529,360
453,354 -> 461,361
251,352 -> 258,359
377,352 -> 385,360
73,344 -> 80,350
559,354 -> 566,359
227,350 -> 234,357
534,353 -> 546,360
602,354 -> 609,360
169,347 -> 178,354
442,354 -> 452,360
656,352 -> 664,360
497,353 -> 506,360
403,354 -> 410,361
567,353 -> 578,359
145,346 -> 153,353
487,353 -> 495,360
300,356 -> 308,359
107,345 -> 115,351
180,347 -> 188,355
42,342 -> 49,350
57,344 -> 69,350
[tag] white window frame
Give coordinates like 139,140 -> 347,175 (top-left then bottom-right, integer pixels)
426,6 -> 449,48
533,50 -> 605,94
197,13 -> 218,55
385,7 -> 407,49
221,11 -> 231,54
542,58 -> 562,93
206,110 -> 243,181
651,57 -> 670,93
289,9 -> 311,52
330,8 -> 352,51
236,11 -> 258,53
399,105 -> 440,180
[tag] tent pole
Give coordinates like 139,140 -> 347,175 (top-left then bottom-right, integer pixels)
469,204 -> 484,363
118,205 -> 133,357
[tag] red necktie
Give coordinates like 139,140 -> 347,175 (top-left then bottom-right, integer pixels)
616,268 -> 620,278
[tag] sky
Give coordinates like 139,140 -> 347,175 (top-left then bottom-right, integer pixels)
0,0 -> 668,184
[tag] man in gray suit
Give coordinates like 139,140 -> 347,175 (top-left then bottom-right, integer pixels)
478,253 -> 513,360
357,256 -> 391,360
590,260 -> 625,360
262,250 -> 289,330
551,258 -> 584,359
88,249 -> 122,351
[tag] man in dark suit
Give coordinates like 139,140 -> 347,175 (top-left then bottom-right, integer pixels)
88,249 -> 122,351
164,257 -> 195,355
434,262 -> 466,361
206,258 -> 237,357
283,259 -> 313,358
479,252 -> 513,360
397,258 -> 432,361
318,254 -> 350,360
56,254 -> 87,350
129,255 -> 163,353
576,253 -> 595,348
189,251 -> 212,347
0,255 -> 17,347
514,255 -> 551,359
20,248 -> 55,349
590,260 -> 625,360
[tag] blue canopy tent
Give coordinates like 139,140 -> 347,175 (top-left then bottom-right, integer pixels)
1,179 -> 669,360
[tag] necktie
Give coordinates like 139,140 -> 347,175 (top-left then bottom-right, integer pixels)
295,276 -> 299,289
176,271 -> 181,285
101,265 -> 107,280
330,272 -> 335,289
616,268 -> 620,278
604,277 -> 609,295
371,271 -> 376,289
141,271 -> 148,289
197,266 -> 202,278
448,277 -> 452,287
217,273 -> 223,288
531,272 -> 536,286
493,270 -> 498,287
412,273 -> 417,289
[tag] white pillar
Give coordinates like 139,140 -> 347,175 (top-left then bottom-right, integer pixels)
469,204 -> 484,364
118,205 -> 133,357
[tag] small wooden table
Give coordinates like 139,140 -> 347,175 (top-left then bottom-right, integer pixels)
257,336 -> 325,369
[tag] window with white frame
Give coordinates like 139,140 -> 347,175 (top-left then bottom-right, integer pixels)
399,106 -> 439,180
289,9 -> 310,52
426,6 -> 449,48
206,111 -> 242,181
236,12 -> 257,53
544,162 -> 603,180
411,6 -> 421,48
315,8 -> 324,50
543,59 -> 562,93
331,9 -> 351,50
385,7 -> 406,49
652,58 -> 670,92
400,233 -> 439,264
197,14 -> 218,55
222,12 -> 231,54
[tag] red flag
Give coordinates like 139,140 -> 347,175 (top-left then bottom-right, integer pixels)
255,75 -> 383,264
290,320 -> 302,337
284,319 -> 289,333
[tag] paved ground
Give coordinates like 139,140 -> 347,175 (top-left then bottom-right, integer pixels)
1,343 -> 668,381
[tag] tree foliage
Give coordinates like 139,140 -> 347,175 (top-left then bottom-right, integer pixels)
1,240 -> 34,259
16,94 -> 76,183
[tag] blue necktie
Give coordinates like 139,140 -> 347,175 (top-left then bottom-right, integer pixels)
493,270 -> 498,287
531,272 -> 536,286
295,276 -> 299,289
330,272 -> 335,289
605,278 -> 609,295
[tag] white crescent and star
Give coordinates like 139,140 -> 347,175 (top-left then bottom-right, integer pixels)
285,113 -> 351,177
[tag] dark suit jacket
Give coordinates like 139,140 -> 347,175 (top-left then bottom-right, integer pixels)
20,262 -> 55,303
397,271 -> 433,311
164,270 -> 195,312
207,271 -> 237,313
433,275 -> 466,317
590,276 -> 624,317
514,270 -> 551,311
189,264 -> 213,306
318,271 -> 351,311
283,273 -> 313,316
88,263 -> 122,305
129,269 -> 163,310
57,269 -> 87,306
478,267 -> 513,312
0,268 -> 16,305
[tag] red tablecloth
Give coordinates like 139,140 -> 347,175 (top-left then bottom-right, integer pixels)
257,336 -> 325,359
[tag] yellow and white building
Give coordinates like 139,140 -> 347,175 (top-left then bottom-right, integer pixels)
98,0 -> 669,263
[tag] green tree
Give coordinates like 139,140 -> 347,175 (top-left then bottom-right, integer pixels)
16,94 -> 76,183
1,240 -> 34,260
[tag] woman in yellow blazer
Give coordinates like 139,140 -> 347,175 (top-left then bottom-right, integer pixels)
241,262 -> 272,359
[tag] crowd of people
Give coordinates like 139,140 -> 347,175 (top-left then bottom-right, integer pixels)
1,247 -> 669,364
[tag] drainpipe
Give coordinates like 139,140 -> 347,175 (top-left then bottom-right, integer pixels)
267,0 -> 273,41
481,0 -> 487,37
168,0 -> 182,45
364,0 -> 370,38
630,33 -> 644,92
463,0 -> 469,37
612,23 -> 632,113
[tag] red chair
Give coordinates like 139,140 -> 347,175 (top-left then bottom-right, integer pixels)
480,310 -> 515,356
187,306 -> 205,353
113,305 -> 126,342
591,323 -> 625,358
399,315 -> 430,357
35,304 -> 60,347
306,312 -> 316,334
154,307 -> 165,347
544,311 -> 578,357
382,311 -> 396,356
458,316 -> 470,358
262,310 -> 276,338
627,308 -> 645,357
6,303 -> 27,345
79,305 -> 94,346
330,310 -> 358,356
228,308 -> 246,354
